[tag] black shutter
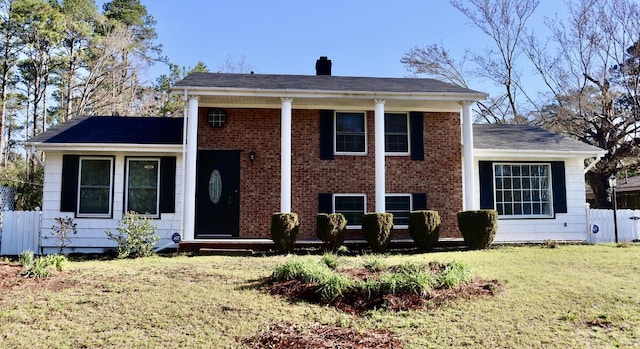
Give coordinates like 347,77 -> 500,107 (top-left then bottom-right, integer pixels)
60,155 -> 79,212
319,110 -> 334,160
412,193 -> 427,210
318,193 -> 333,213
479,161 -> 494,209
409,112 -> 424,161
551,161 -> 567,214
159,157 -> 176,213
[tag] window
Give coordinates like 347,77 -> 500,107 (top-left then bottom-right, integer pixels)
385,113 -> 409,154
77,157 -> 113,217
207,108 -> 227,128
385,194 -> 411,227
333,194 -> 366,228
335,112 -> 366,154
126,158 -> 160,217
494,163 -> 553,217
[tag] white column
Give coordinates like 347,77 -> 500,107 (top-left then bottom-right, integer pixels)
280,98 -> 293,213
374,99 -> 386,212
183,96 -> 199,241
461,101 -> 475,210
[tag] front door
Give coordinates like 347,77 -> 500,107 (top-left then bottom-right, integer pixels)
195,150 -> 240,238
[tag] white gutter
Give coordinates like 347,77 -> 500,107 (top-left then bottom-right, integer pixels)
27,143 -> 182,153
474,148 -> 606,159
170,85 -> 488,102
30,145 -> 44,168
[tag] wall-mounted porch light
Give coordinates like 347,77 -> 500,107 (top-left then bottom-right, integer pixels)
249,150 -> 256,164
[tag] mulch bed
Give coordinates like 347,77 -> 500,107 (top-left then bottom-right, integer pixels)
253,268 -> 502,348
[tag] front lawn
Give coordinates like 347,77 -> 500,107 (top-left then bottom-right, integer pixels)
1,244 -> 639,348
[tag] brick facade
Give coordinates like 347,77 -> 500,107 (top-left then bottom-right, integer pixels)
197,107 -> 463,239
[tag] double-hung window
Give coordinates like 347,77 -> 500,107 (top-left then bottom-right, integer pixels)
384,113 -> 409,155
126,158 -> 160,217
77,157 -> 113,217
333,194 -> 366,228
494,163 -> 553,217
335,112 -> 366,154
385,194 -> 411,228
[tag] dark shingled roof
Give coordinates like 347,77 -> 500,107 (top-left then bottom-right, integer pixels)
174,72 -> 484,95
474,124 -> 603,153
28,116 -> 183,145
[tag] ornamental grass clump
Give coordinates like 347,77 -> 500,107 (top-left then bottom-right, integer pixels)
18,251 -> 67,278
457,210 -> 498,250
316,213 -> 347,252
270,213 -> 300,253
409,210 -> 441,250
272,258 -> 353,300
362,213 -> 394,253
435,260 -> 473,289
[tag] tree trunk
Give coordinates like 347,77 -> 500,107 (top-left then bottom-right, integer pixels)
586,171 -> 613,209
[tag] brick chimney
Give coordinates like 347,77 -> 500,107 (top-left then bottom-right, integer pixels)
315,56 -> 332,76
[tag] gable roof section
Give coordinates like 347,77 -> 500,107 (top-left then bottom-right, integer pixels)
27,116 -> 183,147
174,72 -> 486,97
474,124 -> 604,157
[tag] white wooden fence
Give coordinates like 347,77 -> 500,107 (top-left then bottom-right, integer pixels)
0,209 -> 41,255
588,208 -> 640,243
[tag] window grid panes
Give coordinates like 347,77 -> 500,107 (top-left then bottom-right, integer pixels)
334,195 -> 365,227
494,163 -> 552,217
127,159 -> 160,216
384,113 -> 409,153
335,112 -> 366,153
385,195 -> 411,226
78,158 -> 113,216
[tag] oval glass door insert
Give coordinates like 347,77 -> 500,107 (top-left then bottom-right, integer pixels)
208,169 -> 222,204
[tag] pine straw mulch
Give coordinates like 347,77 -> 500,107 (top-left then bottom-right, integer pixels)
244,267 -> 502,348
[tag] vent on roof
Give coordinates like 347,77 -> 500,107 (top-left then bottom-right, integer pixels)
316,56 -> 332,76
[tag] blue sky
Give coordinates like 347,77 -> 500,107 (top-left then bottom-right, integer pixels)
138,0 -> 565,96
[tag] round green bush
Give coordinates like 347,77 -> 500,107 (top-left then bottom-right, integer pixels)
362,213 -> 394,253
456,210 -> 498,250
270,213 -> 300,253
316,213 -> 347,252
409,210 -> 441,250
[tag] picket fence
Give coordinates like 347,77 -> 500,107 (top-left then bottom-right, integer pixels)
0,208 -> 41,255
587,208 -> 640,243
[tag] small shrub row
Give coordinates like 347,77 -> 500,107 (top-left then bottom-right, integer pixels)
270,209 -> 498,253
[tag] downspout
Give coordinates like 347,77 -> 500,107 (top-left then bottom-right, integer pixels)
179,89 -> 188,243
29,145 -> 44,168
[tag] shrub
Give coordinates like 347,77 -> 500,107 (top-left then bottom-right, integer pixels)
270,213 -> 300,253
316,213 -> 347,252
408,210 -> 441,250
457,210 -> 498,250
362,213 -> 394,253
105,211 -> 159,258
49,217 -> 78,254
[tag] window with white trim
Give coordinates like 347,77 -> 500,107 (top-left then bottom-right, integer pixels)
126,158 -> 160,217
335,112 -> 366,154
494,163 -> 553,217
384,113 -> 409,155
385,194 -> 411,227
333,194 -> 366,228
77,157 -> 113,217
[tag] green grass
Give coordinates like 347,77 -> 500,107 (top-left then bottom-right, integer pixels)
1,245 -> 640,348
